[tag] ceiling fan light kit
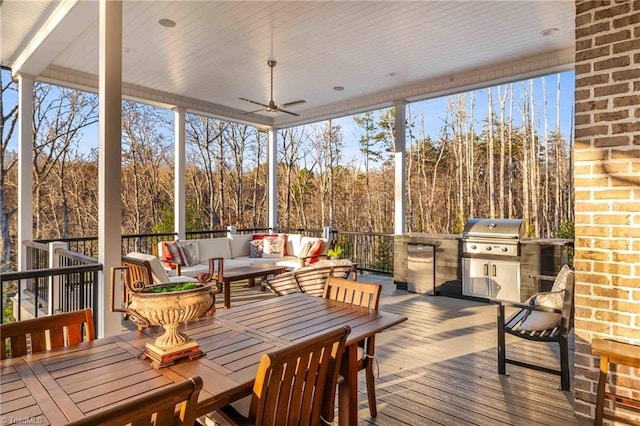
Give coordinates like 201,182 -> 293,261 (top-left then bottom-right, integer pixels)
240,60 -> 306,116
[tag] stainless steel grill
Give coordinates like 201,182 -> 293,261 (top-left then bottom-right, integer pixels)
461,218 -> 524,302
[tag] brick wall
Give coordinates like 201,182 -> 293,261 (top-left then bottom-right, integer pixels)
574,0 -> 640,422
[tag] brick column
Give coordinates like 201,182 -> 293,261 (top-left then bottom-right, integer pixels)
574,0 -> 640,421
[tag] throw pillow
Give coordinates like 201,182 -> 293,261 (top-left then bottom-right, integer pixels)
166,241 -> 186,266
178,241 -> 199,267
161,242 -> 177,269
249,239 -> 264,258
263,235 -> 286,258
297,241 -> 311,259
306,239 -> 324,264
518,290 -> 564,331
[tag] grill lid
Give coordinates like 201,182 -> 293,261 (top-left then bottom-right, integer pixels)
462,218 -> 524,239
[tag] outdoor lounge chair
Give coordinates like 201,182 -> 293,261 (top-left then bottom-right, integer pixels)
201,326 -> 350,425
262,260 -> 357,296
1,308 -> 95,360
496,264 -> 575,390
67,376 -> 202,426
323,277 -> 382,417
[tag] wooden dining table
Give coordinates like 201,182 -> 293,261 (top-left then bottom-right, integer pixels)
1,293 -> 406,425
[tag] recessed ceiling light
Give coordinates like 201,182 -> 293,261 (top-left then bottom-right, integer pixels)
159,18 -> 176,28
388,72 -> 398,77
541,28 -> 559,37
333,86 -> 344,91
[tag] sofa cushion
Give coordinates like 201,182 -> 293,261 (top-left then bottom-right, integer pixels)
229,234 -> 252,258
263,235 -> 286,258
249,240 -> 264,258
285,234 -> 302,257
306,239 -> 325,264
198,237 -> 231,261
165,241 -> 186,266
178,240 -> 199,266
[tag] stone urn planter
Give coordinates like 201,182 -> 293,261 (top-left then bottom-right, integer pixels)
112,280 -> 214,368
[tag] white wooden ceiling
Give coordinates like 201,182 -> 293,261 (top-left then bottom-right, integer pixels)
1,1 -> 575,127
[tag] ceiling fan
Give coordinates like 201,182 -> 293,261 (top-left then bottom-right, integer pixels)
240,60 -> 306,116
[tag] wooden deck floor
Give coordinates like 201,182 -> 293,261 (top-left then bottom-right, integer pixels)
214,274 -> 585,425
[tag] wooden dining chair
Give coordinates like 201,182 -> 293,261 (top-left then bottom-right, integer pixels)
205,325 -> 350,426
323,277 -> 382,417
1,308 -> 95,360
66,376 -> 203,426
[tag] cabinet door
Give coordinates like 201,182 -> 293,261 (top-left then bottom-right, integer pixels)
462,258 -> 490,298
488,260 -> 520,302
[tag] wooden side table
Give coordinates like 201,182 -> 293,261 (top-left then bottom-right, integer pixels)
591,338 -> 640,425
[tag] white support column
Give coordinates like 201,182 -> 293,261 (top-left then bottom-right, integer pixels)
17,74 -> 34,271
48,241 -> 67,315
267,127 -> 278,231
174,108 -> 186,240
394,100 -> 407,235
98,0 -> 123,337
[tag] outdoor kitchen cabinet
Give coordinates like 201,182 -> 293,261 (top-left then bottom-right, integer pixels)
462,257 -> 520,302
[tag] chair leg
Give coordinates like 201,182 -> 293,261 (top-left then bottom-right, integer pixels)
365,362 -> 377,417
497,304 -> 507,375
559,337 -> 570,391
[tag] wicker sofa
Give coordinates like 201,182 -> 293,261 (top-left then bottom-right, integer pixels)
157,233 -> 330,279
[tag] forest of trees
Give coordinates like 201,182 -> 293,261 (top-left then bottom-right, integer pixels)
0,70 -> 574,271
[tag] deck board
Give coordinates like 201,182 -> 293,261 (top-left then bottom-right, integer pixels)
176,276 -> 586,425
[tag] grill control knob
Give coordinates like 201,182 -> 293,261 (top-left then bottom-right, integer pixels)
470,244 -> 477,250
485,246 -> 492,251
501,247 -> 508,252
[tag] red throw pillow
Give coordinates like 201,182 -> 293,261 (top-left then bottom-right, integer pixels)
307,240 -> 324,264
164,241 -> 185,267
161,242 -> 176,269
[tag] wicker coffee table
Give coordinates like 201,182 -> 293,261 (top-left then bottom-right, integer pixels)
212,264 -> 286,309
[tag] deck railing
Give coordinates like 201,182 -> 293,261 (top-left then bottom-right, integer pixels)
32,227 -> 395,275
1,263 -> 102,324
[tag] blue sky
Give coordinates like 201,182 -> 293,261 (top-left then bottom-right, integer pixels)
3,70 -> 574,166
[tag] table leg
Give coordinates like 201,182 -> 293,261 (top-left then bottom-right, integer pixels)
339,343 -> 358,425
595,355 -> 609,426
224,279 -> 231,309
244,277 -> 256,288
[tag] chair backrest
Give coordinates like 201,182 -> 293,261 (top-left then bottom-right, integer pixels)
249,326 -> 350,425
121,255 -> 154,286
323,277 -> 382,309
559,267 -> 575,334
66,376 -> 203,426
296,265 -> 342,296
262,270 -> 303,296
124,252 -> 171,284
264,264 -> 356,297
1,308 -> 95,360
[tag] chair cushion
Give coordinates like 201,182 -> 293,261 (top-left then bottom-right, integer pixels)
518,291 -> 564,331
551,264 -> 572,292
126,252 -> 171,284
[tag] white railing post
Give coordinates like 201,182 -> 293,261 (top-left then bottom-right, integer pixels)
48,241 -> 67,314
227,226 -> 237,237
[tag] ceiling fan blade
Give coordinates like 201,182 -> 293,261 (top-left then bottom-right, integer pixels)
280,100 -> 306,108
277,108 -> 300,117
243,108 -> 266,115
239,97 -> 268,108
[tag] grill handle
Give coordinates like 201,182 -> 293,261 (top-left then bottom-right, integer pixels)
483,264 -> 488,276
492,264 -> 497,277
